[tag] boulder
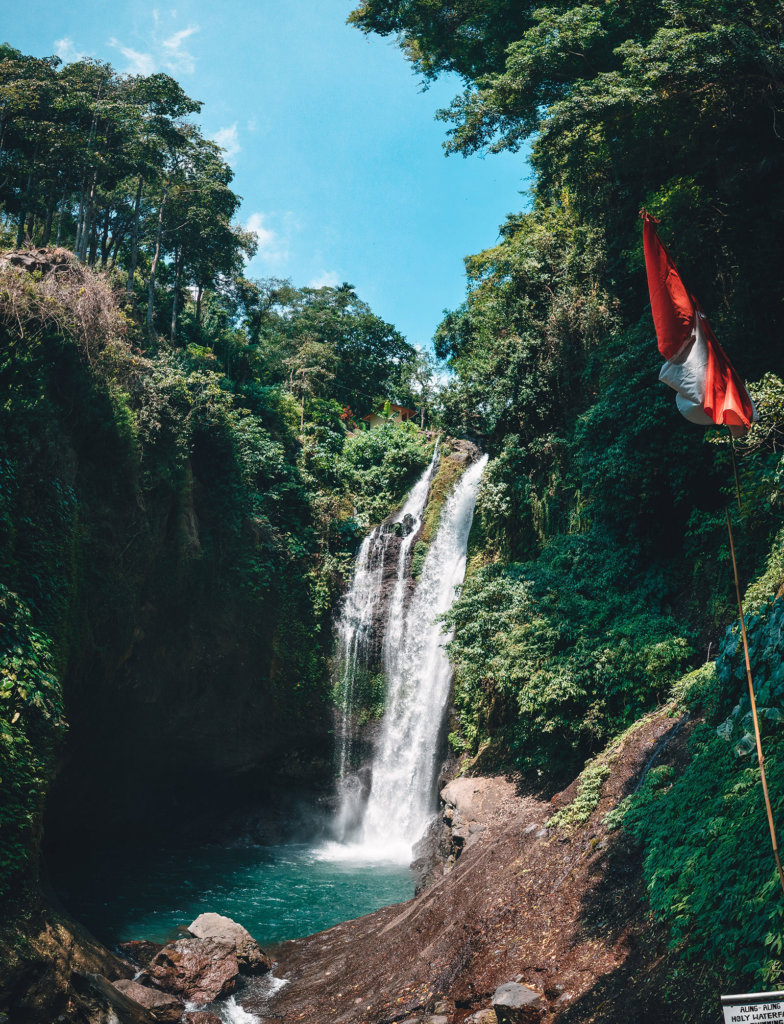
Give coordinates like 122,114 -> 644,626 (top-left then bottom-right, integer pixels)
492,982 -> 545,1023
69,973 -> 158,1023
441,777 -> 512,824
145,938 -> 238,1004
183,1013 -> 223,1024
113,979 -> 182,1023
465,1011 -> 498,1024
187,912 -> 272,974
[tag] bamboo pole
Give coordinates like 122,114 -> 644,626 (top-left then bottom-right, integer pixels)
725,506 -> 784,896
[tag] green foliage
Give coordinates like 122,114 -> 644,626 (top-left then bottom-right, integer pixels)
420,453 -> 464,543
548,760 -> 610,832
445,535 -> 692,779
550,715 -> 651,830
624,719 -> 784,987
332,667 -> 388,726
336,423 -> 433,526
410,540 -> 428,580
606,597 -> 784,989
0,586 -> 65,900
715,599 -> 784,754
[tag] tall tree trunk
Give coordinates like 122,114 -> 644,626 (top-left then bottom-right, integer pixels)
54,185 -> 67,245
107,216 -> 128,269
100,206 -> 111,266
78,172 -> 97,263
170,248 -> 182,345
16,165 -> 34,247
74,178 -> 87,256
88,215 -> 99,266
146,189 -> 168,341
41,179 -> 57,246
16,208 -> 27,248
196,283 -> 203,331
76,104 -> 99,260
126,175 -> 143,293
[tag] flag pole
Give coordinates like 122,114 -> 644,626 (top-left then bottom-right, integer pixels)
728,432 -> 743,513
725,503 -> 784,895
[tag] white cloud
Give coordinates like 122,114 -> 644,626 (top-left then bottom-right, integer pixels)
246,117 -> 258,133
245,213 -> 276,249
54,37 -> 87,63
309,271 -> 340,289
108,37 -> 157,75
245,212 -> 291,269
108,18 -> 199,77
161,25 -> 199,74
212,123 -> 241,161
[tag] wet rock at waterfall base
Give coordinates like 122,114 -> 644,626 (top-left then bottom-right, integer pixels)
69,973 -> 158,1023
188,912 -> 272,974
411,815 -> 453,893
182,1012 -> 223,1024
112,979 -> 183,1022
492,982 -> 545,1023
144,937 -> 238,1003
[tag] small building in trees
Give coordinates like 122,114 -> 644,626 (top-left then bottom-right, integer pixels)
362,403 -> 418,429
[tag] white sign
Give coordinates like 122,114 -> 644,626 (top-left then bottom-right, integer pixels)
722,992 -> 784,1024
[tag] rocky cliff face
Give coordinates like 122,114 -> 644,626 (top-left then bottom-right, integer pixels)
40,445 -> 334,854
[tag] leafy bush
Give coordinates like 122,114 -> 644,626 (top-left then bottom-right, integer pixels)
619,599 -> 784,989
0,586 -> 65,900
336,423 -> 433,525
446,533 -> 692,779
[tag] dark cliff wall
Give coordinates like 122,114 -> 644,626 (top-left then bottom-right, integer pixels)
0,260 -> 333,875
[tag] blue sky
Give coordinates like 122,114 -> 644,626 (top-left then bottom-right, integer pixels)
5,0 -> 531,348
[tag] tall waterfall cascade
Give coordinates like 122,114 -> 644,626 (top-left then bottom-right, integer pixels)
331,447 -> 487,861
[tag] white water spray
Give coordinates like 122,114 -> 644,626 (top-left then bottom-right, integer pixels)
361,455 -> 488,854
332,447 -> 439,839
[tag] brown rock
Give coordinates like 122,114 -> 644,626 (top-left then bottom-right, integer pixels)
492,982 -> 545,1023
146,938 -> 238,1004
187,912 -> 272,974
465,1011 -> 498,1024
69,973 -> 158,1023
113,979 -> 182,1022
183,1013 -> 223,1024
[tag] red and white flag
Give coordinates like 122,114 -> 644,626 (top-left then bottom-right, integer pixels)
641,212 -> 758,437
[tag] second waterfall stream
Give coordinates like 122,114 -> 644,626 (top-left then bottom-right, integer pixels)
330,445 -> 488,862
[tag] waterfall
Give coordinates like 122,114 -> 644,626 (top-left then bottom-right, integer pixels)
360,454 -> 488,854
333,447 -> 439,839
382,441 -> 440,680
334,526 -> 393,783
329,448 -> 487,861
